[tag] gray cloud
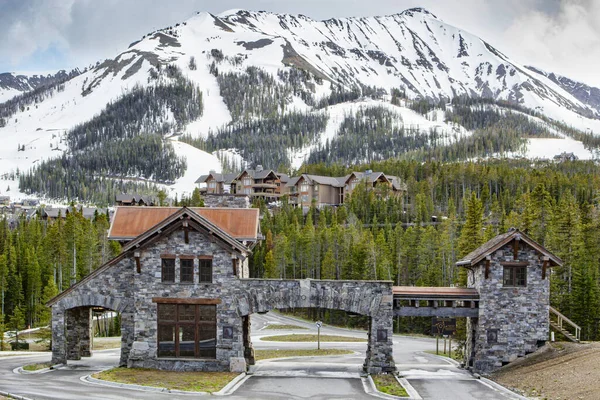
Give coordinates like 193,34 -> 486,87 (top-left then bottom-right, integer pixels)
0,0 -> 598,87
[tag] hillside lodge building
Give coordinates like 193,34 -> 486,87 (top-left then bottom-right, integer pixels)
195,166 -> 406,207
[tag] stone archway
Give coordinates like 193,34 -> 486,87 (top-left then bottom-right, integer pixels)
51,294 -> 134,367
235,279 -> 395,374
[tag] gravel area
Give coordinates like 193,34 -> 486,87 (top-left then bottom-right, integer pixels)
491,342 -> 600,400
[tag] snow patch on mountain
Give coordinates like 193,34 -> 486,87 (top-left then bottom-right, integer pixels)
167,139 -> 221,199
520,138 -> 595,160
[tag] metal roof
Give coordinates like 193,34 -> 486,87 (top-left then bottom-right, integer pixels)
393,286 -> 479,299
108,207 -> 260,241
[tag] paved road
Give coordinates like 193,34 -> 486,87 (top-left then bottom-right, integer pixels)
237,312 -> 522,400
0,312 -> 522,400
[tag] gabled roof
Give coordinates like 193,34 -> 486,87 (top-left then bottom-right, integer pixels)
115,193 -> 154,204
108,207 -> 260,241
345,171 -> 389,185
456,229 -> 563,267
277,173 -> 290,183
305,174 -> 345,187
387,175 -> 407,191
195,173 -> 238,184
286,176 -> 301,187
47,207 -> 256,307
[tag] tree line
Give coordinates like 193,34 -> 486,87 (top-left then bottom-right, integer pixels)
0,208 -> 120,348
19,65 -> 200,204
250,159 -> 600,340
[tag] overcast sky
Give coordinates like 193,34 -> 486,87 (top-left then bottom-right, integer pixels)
1,0 -> 599,87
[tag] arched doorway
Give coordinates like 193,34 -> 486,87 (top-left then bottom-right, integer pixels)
236,279 -> 395,374
50,294 -> 133,367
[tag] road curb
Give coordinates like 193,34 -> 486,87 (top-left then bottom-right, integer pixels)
362,375 -> 421,400
478,377 -> 529,400
214,372 -> 249,396
418,351 -> 461,367
0,389 -> 35,400
82,371 -> 246,396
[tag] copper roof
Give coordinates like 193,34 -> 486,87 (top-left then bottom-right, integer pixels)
108,207 -> 259,241
393,286 -> 479,299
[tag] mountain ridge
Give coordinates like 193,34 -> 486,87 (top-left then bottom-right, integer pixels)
1,7 -> 600,204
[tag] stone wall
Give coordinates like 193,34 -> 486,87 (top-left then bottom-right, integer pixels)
467,241 -> 549,374
127,229 -> 244,371
51,222 -> 394,374
51,258 -> 135,366
203,194 -> 250,208
235,279 -> 395,374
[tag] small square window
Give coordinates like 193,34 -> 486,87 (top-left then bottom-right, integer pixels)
503,266 -> 527,287
161,258 -> 175,282
199,259 -> 213,283
180,259 -> 194,283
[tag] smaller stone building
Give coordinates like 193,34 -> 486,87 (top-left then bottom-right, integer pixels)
457,228 -> 562,373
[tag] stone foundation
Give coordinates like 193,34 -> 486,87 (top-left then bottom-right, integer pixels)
203,194 -> 250,208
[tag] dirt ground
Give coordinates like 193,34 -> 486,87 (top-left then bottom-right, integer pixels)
491,342 -> 600,400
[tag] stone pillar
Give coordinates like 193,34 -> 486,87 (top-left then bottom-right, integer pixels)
465,317 -> 479,369
120,311 -> 134,367
363,296 -> 395,374
65,307 -> 93,360
242,315 -> 255,365
66,308 -> 82,360
51,307 -> 67,365
80,308 -> 93,357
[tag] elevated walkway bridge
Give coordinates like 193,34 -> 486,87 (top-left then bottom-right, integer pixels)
393,286 -> 479,318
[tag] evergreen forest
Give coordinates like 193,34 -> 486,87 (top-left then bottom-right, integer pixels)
18,65 -> 202,204
3,159 -> 600,347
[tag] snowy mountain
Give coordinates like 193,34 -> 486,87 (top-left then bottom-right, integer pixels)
0,69 -> 81,103
1,7 -> 600,204
526,66 -> 600,116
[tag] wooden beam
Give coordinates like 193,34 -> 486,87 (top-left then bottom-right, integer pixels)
485,259 -> 490,279
542,259 -> 548,280
151,297 -> 222,305
184,226 -> 189,244
500,261 -> 529,267
513,239 -> 519,260
395,307 -> 479,318
135,257 -> 141,274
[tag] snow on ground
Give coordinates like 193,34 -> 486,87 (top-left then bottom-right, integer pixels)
288,99 -> 473,170
167,139 -> 221,199
520,138 -> 596,160
214,149 -> 245,170
0,87 -> 22,104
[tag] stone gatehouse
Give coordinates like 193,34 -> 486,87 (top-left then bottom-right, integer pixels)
47,207 -> 394,374
458,228 -> 562,373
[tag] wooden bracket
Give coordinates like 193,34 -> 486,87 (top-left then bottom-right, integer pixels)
513,237 -> 520,260
542,257 -> 549,280
134,251 -> 141,274
485,258 -> 491,279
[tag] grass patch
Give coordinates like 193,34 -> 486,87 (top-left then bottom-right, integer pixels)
424,349 -> 462,361
264,324 -> 308,330
22,362 -> 52,371
255,349 -> 353,360
92,368 -> 239,393
261,334 -> 366,342
372,374 -> 409,397
93,337 -> 122,350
